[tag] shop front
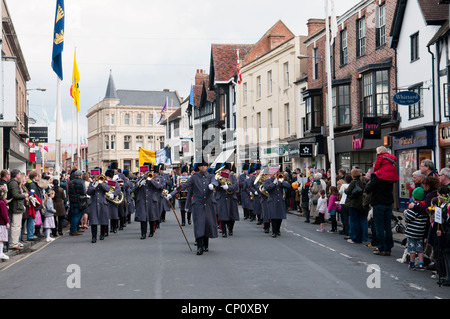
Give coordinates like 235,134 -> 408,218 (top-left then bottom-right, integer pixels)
439,122 -> 450,168
288,135 -> 326,172
334,127 -> 392,174
390,126 -> 435,211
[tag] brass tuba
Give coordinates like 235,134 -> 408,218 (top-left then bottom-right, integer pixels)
255,171 -> 268,197
215,165 -> 234,195
105,181 -> 125,205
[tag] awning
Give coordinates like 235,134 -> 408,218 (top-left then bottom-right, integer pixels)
210,149 -> 235,168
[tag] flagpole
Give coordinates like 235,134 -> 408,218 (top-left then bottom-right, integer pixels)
325,0 -> 336,187
55,77 -> 62,176
71,99 -> 74,168
77,109 -> 80,169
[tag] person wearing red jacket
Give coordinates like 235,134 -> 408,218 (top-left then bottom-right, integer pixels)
373,146 -> 399,182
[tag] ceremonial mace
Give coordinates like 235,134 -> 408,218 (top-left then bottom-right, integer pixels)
163,190 -> 192,251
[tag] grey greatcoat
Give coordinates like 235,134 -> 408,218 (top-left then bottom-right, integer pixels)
215,174 -> 240,222
87,182 -> 110,226
170,172 -> 219,239
242,175 -> 256,210
106,180 -> 122,220
123,178 -> 135,214
252,176 -> 262,217
159,173 -> 171,213
239,173 -> 248,207
134,176 -> 164,222
255,181 -> 269,223
264,177 -> 290,220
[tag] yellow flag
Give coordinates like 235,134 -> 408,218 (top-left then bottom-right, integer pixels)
70,51 -> 80,112
139,148 -> 156,167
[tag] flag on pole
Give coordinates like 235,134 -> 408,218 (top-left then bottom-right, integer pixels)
70,51 -> 80,112
157,100 -> 167,125
51,0 -> 65,80
139,148 -> 156,167
236,49 -> 242,84
189,84 -> 195,106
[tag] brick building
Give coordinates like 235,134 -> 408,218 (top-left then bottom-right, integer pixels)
302,0 -> 400,173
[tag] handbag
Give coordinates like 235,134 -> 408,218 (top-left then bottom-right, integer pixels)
349,183 -> 363,199
78,195 -> 89,211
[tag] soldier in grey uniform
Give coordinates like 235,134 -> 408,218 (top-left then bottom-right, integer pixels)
134,164 -> 165,239
239,164 -> 250,219
176,165 -> 190,226
122,169 -> 135,224
158,164 -> 172,223
264,170 -> 291,238
243,164 -> 256,221
105,168 -> 122,235
87,173 -> 111,243
166,159 -> 219,255
215,162 -> 239,237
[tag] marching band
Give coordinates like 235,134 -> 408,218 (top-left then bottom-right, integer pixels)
81,160 -> 296,255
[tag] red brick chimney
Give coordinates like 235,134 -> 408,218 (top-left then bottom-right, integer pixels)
307,18 -> 325,36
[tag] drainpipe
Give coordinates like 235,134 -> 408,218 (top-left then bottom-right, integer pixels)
427,43 -> 437,169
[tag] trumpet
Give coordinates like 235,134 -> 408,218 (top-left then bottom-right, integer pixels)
144,172 -> 154,181
92,174 -> 106,188
215,165 -> 234,195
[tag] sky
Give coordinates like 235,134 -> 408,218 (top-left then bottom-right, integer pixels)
7,0 -> 359,144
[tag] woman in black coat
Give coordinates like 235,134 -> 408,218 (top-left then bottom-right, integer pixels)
345,169 -> 365,244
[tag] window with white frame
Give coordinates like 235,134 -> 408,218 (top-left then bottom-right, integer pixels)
313,47 -> 319,80
136,135 -> 143,150
268,70 -> 272,95
124,113 -> 130,125
357,18 -> 366,57
285,103 -> 290,135
340,29 -> 347,65
256,76 -> 261,99
137,113 -> 142,126
284,62 -> 289,88
243,83 -> 248,104
376,4 -> 386,47
124,135 -> 131,150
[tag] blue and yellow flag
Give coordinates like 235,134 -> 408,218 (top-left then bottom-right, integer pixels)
51,0 -> 65,80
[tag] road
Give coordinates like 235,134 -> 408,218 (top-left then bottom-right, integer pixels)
1,207 -> 449,301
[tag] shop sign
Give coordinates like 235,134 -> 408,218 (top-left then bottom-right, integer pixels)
392,127 -> 434,151
352,136 -> 364,150
440,124 -> 450,147
393,91 -> 421,105
363,117 -> 381,140
299,143 -> 313,157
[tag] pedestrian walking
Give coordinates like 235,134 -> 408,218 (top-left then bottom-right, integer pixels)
0,185 -> 10,260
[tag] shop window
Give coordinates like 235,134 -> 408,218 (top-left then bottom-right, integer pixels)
361,70 -> 390,118
305,95 -> 322,133
398,149 -> 416,200
332,85 -> 351,127
408,86 -> 423,119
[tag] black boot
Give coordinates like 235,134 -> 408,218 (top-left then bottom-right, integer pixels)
203,237 -> 209,252
222,222 -> 228,238
196,237 -> 204,255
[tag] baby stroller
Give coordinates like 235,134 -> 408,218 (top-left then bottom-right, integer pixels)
391,214 -> 406,234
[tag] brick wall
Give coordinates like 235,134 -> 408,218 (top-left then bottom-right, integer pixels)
305,0 -> 398,129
